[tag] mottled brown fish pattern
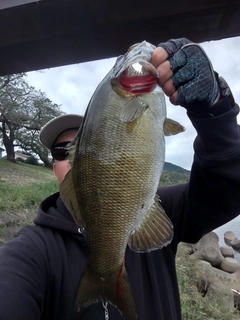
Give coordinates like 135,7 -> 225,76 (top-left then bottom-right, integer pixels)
60,41 -> 185,319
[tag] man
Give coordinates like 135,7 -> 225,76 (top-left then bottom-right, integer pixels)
0,38 -> 240,320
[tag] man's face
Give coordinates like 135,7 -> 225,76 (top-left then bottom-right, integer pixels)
52,129 -> 78,184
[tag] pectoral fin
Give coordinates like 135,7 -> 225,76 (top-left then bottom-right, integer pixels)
120,96 -> 148,122
128,194 -> 173,252
164,118 -> 185,136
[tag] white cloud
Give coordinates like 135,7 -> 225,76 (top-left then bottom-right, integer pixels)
26,36 -> 240,170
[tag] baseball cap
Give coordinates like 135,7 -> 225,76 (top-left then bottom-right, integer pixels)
39,114 -> 83,149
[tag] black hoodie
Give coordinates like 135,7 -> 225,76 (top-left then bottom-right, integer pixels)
0,99 -> 240,320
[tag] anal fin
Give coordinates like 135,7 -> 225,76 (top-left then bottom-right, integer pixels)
128,194 -> 173,252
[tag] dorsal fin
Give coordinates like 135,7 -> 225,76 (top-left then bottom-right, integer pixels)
164,118 -> 185,136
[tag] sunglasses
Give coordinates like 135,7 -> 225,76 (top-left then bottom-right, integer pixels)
51,141 -> 71,161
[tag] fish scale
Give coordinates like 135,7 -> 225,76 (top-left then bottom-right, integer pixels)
60,41 -> 185,319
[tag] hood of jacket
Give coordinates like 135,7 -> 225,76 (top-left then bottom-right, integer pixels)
34,192 -> 86,239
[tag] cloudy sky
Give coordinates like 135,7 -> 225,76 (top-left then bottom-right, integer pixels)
26,36 -> 240,170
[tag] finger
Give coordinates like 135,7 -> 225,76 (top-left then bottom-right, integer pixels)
157,38 -> 191,56
176,82 -> 197,106
151,47 -> 168,68
168,50 -> 187,72
156,60 -> 173,86
172,63 -> 195,88
212,92 -> 220,105
162,78 -> 176,97
169,91 -> 178,105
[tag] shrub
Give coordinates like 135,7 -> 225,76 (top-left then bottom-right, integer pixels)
25,156 -> 39,166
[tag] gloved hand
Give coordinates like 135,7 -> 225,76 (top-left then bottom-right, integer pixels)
155,38 -> 220,114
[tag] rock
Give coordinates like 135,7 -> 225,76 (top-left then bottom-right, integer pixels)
192,232 -> 224,267
202,245 -> 224,267
187,231 -> 240,313
221,257 -> 240,273
231,289 -> 240,309
224,231 -> 237,246
234,269 -> 240,281
198,260 -> 237,311
200,231 -> 219,247
207,283 -> 234,310
192,248 -> 205,260
231,238 -> 240,251
192,241 -> 201,251
220,246 -> 234,258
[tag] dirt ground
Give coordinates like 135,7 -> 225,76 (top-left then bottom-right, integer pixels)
0,208 -> 37,245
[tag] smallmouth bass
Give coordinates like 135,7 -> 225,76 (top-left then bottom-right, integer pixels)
60,41 -> 185,319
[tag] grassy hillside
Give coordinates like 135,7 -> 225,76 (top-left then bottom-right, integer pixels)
0,161 -> 239,318
0,159 -> 190,213
0,158 -> 58,242
163,162 -> 190,174
0,158 -> 55,185
160,162 -> 190,186
0,158 -> 58,212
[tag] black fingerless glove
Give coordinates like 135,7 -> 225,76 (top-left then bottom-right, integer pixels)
158,38 -> 235,116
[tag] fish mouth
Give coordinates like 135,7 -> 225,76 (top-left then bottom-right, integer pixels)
111,41 -> 159,95
118,64 -> 157,94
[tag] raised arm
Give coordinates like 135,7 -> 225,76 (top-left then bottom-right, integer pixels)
153,38 -> 240,244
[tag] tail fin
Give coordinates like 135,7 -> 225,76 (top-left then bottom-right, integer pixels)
75,263 -> 138,320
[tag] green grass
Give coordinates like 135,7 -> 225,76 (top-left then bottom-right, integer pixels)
0,159 -> 58,212
0,225 -> 5,237
0,158 -> 239,318
176,243 -> 240,319
0,179 -> 58,211
160,170 -> 190,186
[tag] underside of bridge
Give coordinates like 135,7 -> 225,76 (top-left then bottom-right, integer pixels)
0,0 -> 239,75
